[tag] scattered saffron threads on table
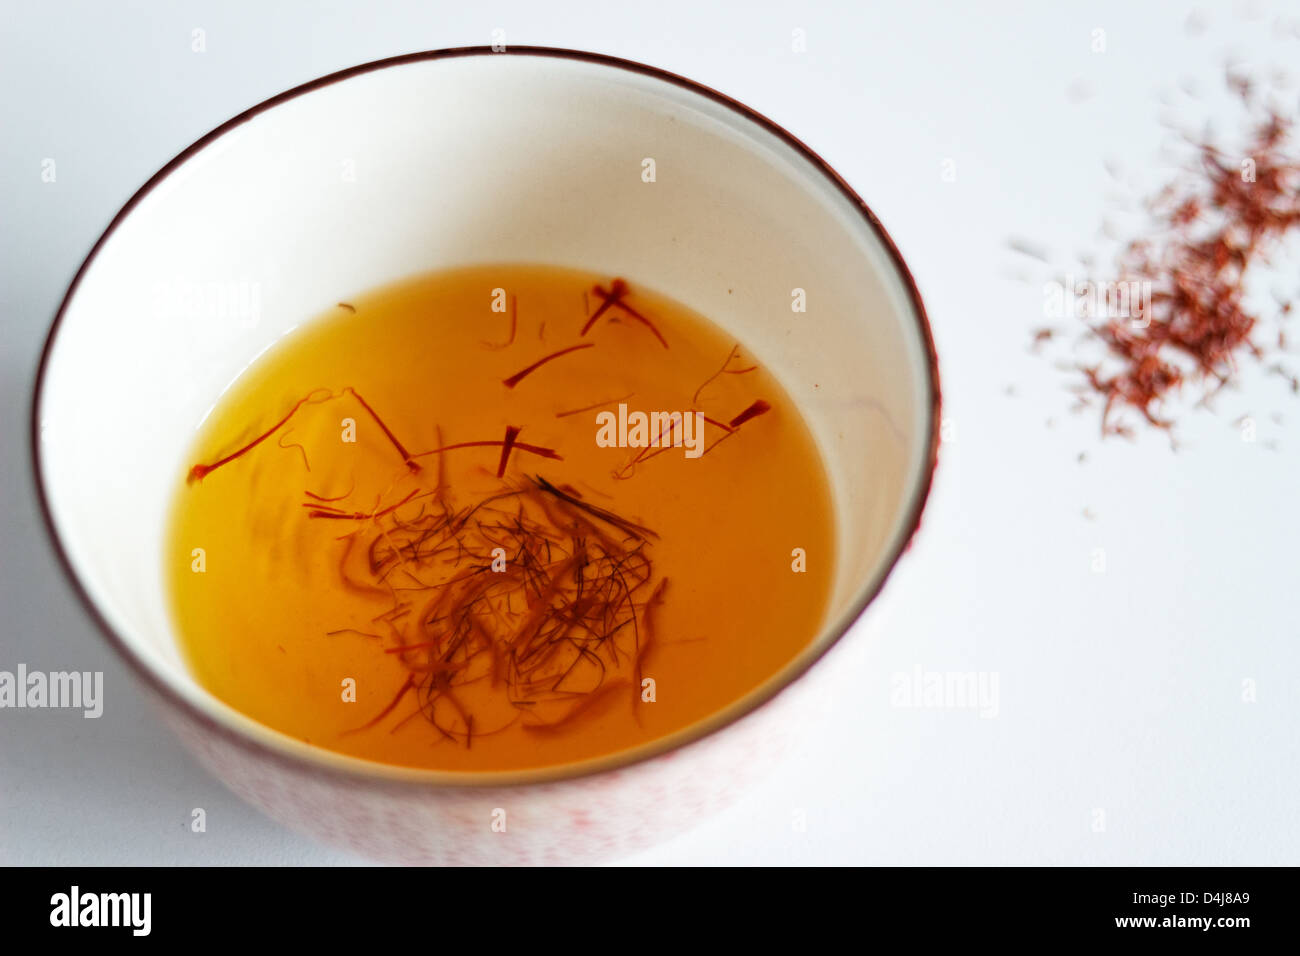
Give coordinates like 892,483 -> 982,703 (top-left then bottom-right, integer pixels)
1034,74 -> 1300,438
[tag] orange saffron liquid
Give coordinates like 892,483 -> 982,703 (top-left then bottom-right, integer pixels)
166,265 -> 835,772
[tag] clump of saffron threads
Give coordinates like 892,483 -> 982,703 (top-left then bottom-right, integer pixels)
502,343 -> 595,389
1039,74 -> 1300,438
334,471 -> 662,743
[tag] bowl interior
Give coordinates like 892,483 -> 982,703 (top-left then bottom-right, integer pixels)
36,50 -> 936,781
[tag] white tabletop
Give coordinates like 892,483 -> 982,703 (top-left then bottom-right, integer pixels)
2,0 -> 1297,865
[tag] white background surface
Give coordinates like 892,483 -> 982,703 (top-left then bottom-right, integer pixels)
3,0 -> 1298,865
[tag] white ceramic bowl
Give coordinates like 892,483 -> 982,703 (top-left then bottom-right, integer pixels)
33,47 -> 940,864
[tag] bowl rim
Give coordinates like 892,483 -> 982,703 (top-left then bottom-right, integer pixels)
30,44 -> 942,791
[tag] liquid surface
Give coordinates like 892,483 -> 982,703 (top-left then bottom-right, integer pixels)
167,265 -> 835,772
